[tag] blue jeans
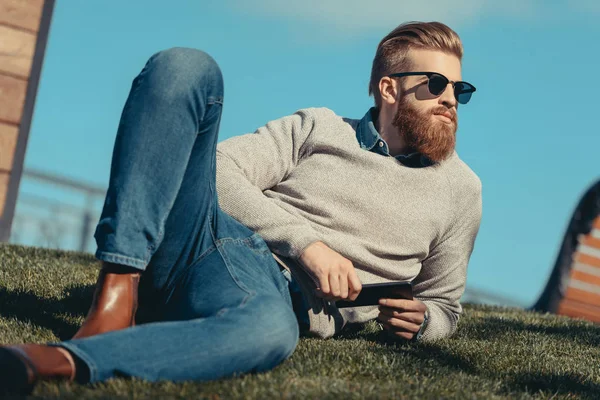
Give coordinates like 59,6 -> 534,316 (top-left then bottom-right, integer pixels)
57,48 -> 300,383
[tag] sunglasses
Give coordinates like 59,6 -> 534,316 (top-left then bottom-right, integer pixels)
388,72 -> 476,105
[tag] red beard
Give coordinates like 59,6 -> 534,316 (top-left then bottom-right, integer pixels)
392,96 -> 458,163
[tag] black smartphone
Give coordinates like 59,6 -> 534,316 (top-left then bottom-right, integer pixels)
335,281 -> 413,308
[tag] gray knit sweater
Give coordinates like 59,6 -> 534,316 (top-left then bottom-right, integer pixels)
215,107 -> 482,341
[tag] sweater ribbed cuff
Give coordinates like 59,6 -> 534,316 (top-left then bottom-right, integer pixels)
288,234 -> 323,260
418,301 -> 458,342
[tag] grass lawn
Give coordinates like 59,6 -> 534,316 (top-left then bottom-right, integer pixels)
1,243 -> 599,399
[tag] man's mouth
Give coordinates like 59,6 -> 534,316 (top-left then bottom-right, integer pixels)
435,112 -> 454,123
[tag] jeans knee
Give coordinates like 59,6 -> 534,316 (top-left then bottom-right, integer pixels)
276,314 -> 300,359
144,47 -> 223,100
255,305 -> 299,370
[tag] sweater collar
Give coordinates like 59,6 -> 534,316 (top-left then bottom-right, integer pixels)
356,107 -> 433,168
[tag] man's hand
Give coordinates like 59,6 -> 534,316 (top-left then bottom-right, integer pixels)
377,298 -> 427,340
299,241 -> 362,301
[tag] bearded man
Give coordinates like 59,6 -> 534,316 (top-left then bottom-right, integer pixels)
0,21 -> 481,393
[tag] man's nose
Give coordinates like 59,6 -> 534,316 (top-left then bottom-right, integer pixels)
439,83 -> 457,108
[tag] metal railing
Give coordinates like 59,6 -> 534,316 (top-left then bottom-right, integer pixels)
10,168 -> 106,253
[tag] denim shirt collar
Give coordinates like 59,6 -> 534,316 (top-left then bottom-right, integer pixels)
356,107 -> 433,168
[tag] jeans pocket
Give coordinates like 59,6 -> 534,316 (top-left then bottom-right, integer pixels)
242,233 -> 273,257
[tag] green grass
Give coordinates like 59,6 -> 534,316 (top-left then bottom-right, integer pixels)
1,243 -> 599,399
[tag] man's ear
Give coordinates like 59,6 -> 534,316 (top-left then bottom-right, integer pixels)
378,77 -> 399,106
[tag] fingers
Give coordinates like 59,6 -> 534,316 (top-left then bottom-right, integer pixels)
377,313 -> 421,340
382,325 -> 416,341
314,261 -> 360,301
379,298 -> 427,313
347,268 -> 362,301
322,273 -> 347,301
378,306 -> 425,325
377,311 -> 422,331
376,299 -> 428,341
329,272 -> 341,298
314,272 -> 340,300
300,242 -> 363,302
316,274 -> 330,298
339,273 -> 349,299
377,301 -> 427,341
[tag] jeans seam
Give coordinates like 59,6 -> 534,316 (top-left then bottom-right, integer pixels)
200,97 -> 223,125
207,96 -> 223,105
214,240 -> 253,296
119,53 -> 154,136
95,251 -> 146,269
215,235 -> 269,255
161,245 -> 218,302
149,224 -> 165,260
119,53 -> 161,261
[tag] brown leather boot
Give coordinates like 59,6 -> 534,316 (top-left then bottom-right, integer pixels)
72,263 -> 141,339
0,344 -> 75,395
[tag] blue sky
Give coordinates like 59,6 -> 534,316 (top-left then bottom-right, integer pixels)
17,0 -> 600,307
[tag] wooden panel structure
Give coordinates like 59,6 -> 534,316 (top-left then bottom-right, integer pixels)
0,24 -> 37,78
558,216 -> 600,321
0,0 -> 54,240
0,122 -> 19,171
557,298 -> 600,323
0,74 -> 28,123
0,0 -> 44,32
576,252 -> 600,268
0,171 -> 8,214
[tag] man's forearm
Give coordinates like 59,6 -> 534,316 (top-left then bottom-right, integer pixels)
216,152 -> 321,259
214,110 -> 321,258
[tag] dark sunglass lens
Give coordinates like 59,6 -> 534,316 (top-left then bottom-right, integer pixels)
457,91 -> 472,105
455,82 -> 475,104
428,74 -> 448,95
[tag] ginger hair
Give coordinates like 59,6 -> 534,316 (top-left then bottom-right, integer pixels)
369,21 -> 464,108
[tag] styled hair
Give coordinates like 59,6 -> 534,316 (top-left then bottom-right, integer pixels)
369,21 -> 464,108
